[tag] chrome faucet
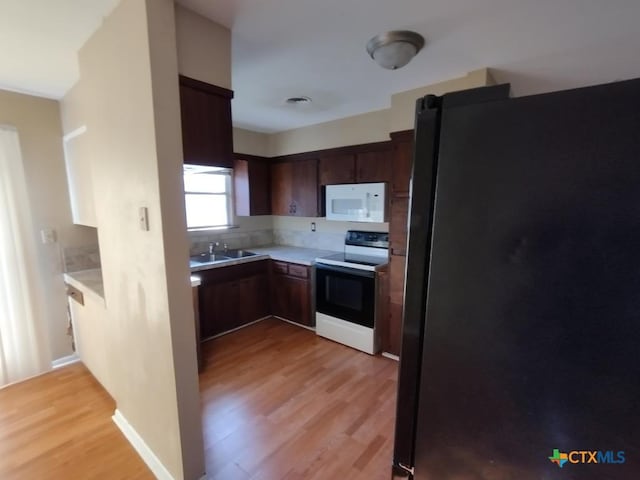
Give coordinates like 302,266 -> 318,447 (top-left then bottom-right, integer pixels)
223,243 -> 229,253
208,242 -> 220,255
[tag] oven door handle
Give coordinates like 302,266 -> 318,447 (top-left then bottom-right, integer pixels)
315,263 -> 376,279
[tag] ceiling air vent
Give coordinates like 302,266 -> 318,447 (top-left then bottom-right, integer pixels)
285,96 -> 312,105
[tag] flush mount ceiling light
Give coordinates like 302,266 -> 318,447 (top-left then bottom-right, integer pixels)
366,30 -> 425,70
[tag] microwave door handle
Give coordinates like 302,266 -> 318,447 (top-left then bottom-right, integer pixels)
365,192 -> 370,218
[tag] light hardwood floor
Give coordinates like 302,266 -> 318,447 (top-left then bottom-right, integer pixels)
0,318 -> 398,479
0,362 -> 153,479
199,318 -> 399,479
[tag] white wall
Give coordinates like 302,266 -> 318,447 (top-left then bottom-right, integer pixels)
0,89 -> 98,363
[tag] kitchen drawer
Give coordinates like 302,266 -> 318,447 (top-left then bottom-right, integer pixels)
287,264 -> 309,279
272,261 -> 289,275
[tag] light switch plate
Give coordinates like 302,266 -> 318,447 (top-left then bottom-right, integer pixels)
139,207 -> 149,231
40,228 -> 57,244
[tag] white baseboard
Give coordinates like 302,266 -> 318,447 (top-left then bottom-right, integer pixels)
51,354 -> 80,369
201,315 -> 270,343
274,316 -> 316,332
381,352 -> 400,361
112,409 -> 174,480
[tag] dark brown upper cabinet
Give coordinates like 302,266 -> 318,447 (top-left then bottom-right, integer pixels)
319,153 -> 356,185
390,130 -> 414,197
270,159 -> 319,217
179,75 -> 234,168
234,154 -> 271,216
318,144 -> 392,185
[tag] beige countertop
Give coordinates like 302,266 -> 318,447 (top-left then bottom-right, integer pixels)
189,253 -> 271,272
64,269 -> 202,304
64,268 -> 105,303
245,245 -> 340,266
189,245 -> 340,272
65,246 -> 337,300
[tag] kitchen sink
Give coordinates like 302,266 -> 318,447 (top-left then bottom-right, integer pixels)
189,250 -> 257,268
223,249 -> 257,259
190,253 -> 231,264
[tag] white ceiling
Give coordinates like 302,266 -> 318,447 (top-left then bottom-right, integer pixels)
0,0 -> 119,98
2,0 -> 640,133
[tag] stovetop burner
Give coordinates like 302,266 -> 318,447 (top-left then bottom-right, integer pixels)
315,230 -> 389,272
319,252 -> 388,267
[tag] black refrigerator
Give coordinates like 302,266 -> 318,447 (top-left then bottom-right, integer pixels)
392,79 -> 640,479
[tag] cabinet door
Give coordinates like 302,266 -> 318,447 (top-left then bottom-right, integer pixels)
286,276 -> 312,327
389,196 -> 409,256
270,261 -> 312,326
199,282 -> 223,338
319,154 -> 355,185
239,274 -> 270,323
234,158 -> 271,216
391,136 -> 413,196
385,254 -> 407,355
179,76 -> 234,167
291,159 -> 319,217
272,159 -> 319,217
271,273 -> 289,319
270,162 -> 294,215
356,149 -> 391,183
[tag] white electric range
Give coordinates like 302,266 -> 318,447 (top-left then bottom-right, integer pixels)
314,231 -> 389,354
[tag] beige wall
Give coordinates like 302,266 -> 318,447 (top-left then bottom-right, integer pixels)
267,108 -> 390,157
175,4 -> 231,89
0,89 -> 98,362
264,68 -> 493,156
61,0 -> 203,478
389,68 -> 493,131
233,127 -> 270,156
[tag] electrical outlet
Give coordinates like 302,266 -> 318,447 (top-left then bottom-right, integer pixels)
311,222 -> 316,232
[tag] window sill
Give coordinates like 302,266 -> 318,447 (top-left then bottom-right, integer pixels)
187,225 -> 239,233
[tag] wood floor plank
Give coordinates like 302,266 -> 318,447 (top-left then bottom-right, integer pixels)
0,363 -> 153,480
200,318 -> 399,479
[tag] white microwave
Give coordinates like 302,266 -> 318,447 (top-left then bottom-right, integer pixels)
325,183 -> 386,222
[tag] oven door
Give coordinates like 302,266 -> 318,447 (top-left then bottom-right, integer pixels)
315,263 -> 376,328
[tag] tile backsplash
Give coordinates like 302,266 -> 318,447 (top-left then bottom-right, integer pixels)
63,244 -> 101,272
188,228 -> 273,255
272,216 -> 388,252
273,229 -> 345,251
187,215 -> 388,254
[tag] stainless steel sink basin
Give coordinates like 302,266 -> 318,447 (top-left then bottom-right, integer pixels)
223,249 -> 257,259
190,253 -> 231,264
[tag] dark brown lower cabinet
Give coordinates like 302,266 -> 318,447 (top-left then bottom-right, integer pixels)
198,260 -> 270,339
270,260 -> 313,327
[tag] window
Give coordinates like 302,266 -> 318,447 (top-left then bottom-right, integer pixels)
183,166 -> 234,229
